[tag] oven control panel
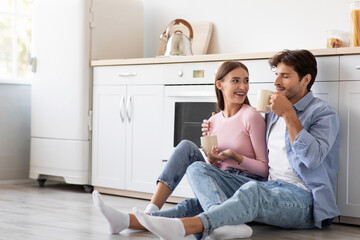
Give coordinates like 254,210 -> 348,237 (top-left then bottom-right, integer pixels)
165,62 -> 222,85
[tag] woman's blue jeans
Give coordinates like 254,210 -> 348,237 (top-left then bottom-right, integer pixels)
156,140 -> 205,192
152,141 -> 315,239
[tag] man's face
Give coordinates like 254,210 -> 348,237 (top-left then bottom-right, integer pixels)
274,62 -> 309,105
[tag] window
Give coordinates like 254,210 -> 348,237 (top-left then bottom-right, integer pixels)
0,0 -> 34,84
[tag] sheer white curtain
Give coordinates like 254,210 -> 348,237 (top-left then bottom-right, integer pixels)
0,0 -> 33,84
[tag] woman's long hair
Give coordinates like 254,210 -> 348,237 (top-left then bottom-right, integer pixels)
215,61 -> 250,111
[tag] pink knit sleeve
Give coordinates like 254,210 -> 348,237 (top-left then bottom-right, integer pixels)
225,110 -> 269,177
242,111 -> 268,177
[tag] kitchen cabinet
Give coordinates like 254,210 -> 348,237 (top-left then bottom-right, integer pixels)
92,65 -> 164,193
91,51 -> 360,224
124,85 -> 164,193
337,55 -> 360,224
338,82 -> 360,222
92,86 -> 127,189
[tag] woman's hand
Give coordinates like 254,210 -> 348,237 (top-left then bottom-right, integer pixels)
201,113 -> 215,136
207,146 -> 233,161
201,119 -> 211,136
207,146 -> 243,165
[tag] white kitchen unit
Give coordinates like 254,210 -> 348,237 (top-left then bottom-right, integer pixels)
338,55 -> 360,225
92,65 -> 164,194
92,86 -> 127,189
91,48 -> 360,224
29,0 -> 143,189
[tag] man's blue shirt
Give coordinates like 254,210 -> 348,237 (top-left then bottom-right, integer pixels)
266,91 -> 341,228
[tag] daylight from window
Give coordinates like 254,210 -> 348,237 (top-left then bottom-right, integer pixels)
0,0 -> 33,82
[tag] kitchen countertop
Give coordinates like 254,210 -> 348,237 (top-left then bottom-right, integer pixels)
91,47 -> 360,67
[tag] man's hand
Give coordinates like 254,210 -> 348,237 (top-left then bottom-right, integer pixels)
269,93 -> 303,144
269,93 -> 293,117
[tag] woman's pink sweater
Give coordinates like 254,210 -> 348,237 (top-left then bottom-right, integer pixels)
208,104 -> 268,177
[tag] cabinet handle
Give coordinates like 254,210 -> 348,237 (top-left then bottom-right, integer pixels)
119,96 -> 125,122
27,37 -> 36,73
356,66 -> 360,70
126,96 -> 132,122
118,72 -> 137,77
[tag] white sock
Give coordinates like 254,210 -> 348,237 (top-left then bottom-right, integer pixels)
207,224 -> 253,239
133,207 -> 196,240
92,190 -> 130,234
145,202 -> 160,213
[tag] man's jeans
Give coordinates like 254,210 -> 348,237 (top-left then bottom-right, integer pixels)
152,141 -> 315,239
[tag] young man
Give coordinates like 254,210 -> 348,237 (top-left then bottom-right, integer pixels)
130,49 -> 341,240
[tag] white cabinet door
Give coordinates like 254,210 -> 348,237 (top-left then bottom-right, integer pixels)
92,86 -> 127,189
338,82 -> 360,218
125,85 -> 164,193
311,82 -> 339,112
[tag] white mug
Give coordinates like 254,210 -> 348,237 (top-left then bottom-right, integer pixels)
200,135 -> 218,157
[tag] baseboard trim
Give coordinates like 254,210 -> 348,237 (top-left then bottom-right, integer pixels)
94,186 -> 187,204
0,179 -> 36,185
339,216 -> 360,226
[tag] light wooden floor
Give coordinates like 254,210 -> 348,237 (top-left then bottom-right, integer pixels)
0,182 -> 359,240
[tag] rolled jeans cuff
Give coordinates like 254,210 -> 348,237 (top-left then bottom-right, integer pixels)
198,213 -> 212,239
156,178 -> 174,192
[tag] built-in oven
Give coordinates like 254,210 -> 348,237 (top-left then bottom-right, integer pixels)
160,62 -> 221,198
162,62 -> 221,161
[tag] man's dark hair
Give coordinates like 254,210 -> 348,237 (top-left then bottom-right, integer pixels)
269,49 -> 317,91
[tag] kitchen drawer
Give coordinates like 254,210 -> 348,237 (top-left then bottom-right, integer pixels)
93,65 -> 165,85
164,62 -> 221,85
241,59 -> 274,83
316,56 -> 339,82
340,55 -> 360,81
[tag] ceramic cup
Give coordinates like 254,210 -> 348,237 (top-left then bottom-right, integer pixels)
200,135 -> 218,157
256,89 -> 274,113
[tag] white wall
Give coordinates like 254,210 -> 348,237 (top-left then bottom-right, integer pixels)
0,84 -> 30,181
142,0 -> 351,57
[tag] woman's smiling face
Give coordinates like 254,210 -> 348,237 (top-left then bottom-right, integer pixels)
216,67 -> 249,107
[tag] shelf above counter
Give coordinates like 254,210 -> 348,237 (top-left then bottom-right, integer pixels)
91,47 -> 360,67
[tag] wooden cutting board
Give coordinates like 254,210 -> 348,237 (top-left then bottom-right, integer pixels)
157,21 -> 213,56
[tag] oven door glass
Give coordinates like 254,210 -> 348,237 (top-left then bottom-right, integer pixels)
174,102 -> 217,147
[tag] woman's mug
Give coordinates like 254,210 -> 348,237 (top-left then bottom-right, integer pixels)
200,135 -> 218,157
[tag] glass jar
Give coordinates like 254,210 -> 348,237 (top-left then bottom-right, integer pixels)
326,30 -> 346,48
350,1 -> 360,46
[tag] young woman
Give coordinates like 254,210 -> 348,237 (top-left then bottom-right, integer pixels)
92,61 -> 268,239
